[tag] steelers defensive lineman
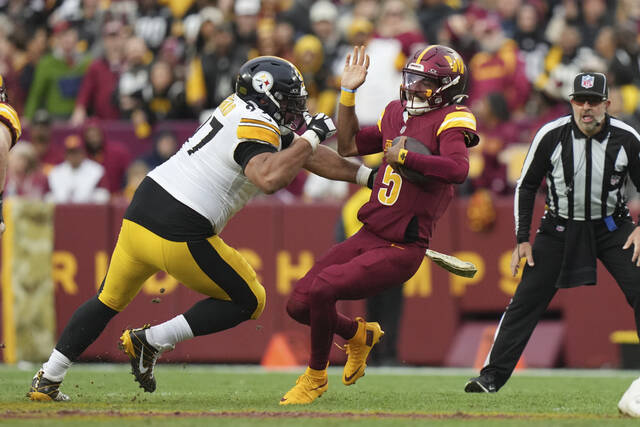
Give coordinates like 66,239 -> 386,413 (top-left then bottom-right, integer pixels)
0,76 -> 22,234
28,56 -> 375,401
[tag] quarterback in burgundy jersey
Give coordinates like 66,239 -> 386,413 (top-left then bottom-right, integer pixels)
281,45 -> 479,405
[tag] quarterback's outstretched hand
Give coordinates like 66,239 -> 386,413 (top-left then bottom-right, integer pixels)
305,113 -> 336,142
342,45 -> 370,91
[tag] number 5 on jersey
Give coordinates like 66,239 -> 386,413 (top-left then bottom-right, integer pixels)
377,165 -> 402,205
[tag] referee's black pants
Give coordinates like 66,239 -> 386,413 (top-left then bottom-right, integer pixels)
481,217 -> 640,391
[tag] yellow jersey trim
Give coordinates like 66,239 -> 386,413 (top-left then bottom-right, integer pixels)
237,119 -> 281,148
0,103 -> 21,144
437,111 -> 477,136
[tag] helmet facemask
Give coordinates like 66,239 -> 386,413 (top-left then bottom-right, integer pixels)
401,71 -> 462,116
272,90 -> 308,133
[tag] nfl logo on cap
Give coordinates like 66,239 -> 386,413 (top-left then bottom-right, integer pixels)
581,75 -> 594,89
570,72 -> 608,100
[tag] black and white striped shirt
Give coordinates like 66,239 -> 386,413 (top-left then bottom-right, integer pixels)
515,114 -> 640,243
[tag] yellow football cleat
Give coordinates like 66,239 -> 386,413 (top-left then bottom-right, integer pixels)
342,317 -> 384,385
279,367 -> 328,405
119,324 -> 161,393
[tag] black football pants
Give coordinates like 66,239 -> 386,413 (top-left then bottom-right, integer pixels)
481,219 -> 640,390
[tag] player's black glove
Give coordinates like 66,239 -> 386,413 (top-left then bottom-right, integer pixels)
304,113 -> 336,142
367,166 -> 379,189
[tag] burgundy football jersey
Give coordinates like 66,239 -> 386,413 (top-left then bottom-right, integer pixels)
355,100 -> 478,244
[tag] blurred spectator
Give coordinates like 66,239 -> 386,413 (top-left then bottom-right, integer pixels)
157,35 -> 186,81
495,0 -> 522,38
336,0 -> 380,37
135,0 -> 172,53
417,0 -> 455,45
1,0 -> 50,29
82,120 -> 131,194
186,10 -> 246,118
0,20 -> 25,114
536,24 -> 603,101
248,18 -> 294,61
117,36 -> 152,135
233,0 -> 260,55
375,0 -> 426,58
75,0 -> 110,54
467,15 -> 531,114
309,1 -> 343,74
577,0 -> 612,49
23,21 -> 92,122
119,159 -> 150,202
15,27 -> 48,115
469,92 -> 522,195
162,0 -> 197,19
272,15 -> 296,62
140,129 -> 179,170
609,23 -> 640,86
70,19 -> 126,126
545,0 -> 580,46
5,142 -> 49,199
519,89 -> 570,145
615,0 -> 640,27
186,8 -> 247,118
333,18 -> 403,126
47,134 -> 109,203
26,110 -> 64,176
438,12 -> 480,63
513,3 -> 548,83
140,59 -> 190,121
293,35 -> 336,116
609,85 -> 640,132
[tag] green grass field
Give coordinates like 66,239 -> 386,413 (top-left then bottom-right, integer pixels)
2,363 -> 640,426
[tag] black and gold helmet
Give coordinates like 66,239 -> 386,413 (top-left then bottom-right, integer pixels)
235,56 -> 308,132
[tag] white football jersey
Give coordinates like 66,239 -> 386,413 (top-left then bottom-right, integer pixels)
148,94 -> 282,233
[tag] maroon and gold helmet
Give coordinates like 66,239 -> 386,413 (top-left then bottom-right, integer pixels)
0,75 -> 7,103
400,45 -> 468,115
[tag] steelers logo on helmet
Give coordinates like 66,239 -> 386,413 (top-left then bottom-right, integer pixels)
252,71 -> 275,94
236,56 -> 309,132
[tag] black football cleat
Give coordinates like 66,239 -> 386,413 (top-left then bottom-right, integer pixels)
465,374 -> 497,393
119,324 -> 161,393
27,370 -> 70,401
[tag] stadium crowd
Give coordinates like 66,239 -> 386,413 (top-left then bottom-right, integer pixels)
1,0 -> 639,209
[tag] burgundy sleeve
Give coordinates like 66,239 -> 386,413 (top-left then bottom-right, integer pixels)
75,62 -> 96,108
402,129 -> 469,184
355,125 -> 383,155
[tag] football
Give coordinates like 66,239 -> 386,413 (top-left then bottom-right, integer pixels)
391,136 -> 432,185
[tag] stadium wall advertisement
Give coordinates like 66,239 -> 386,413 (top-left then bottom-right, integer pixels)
1,197 -> 636,369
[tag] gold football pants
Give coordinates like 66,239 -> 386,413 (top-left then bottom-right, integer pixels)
97,219 -> 265,318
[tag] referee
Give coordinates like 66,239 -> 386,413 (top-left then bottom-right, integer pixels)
465,72 -> 640,394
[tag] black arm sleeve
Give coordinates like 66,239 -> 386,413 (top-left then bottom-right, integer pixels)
234,141 -> 277,172
281,132 -> 295,149
516,134 -> 554,243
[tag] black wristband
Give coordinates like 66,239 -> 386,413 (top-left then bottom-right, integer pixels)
367,166 -> 378,189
